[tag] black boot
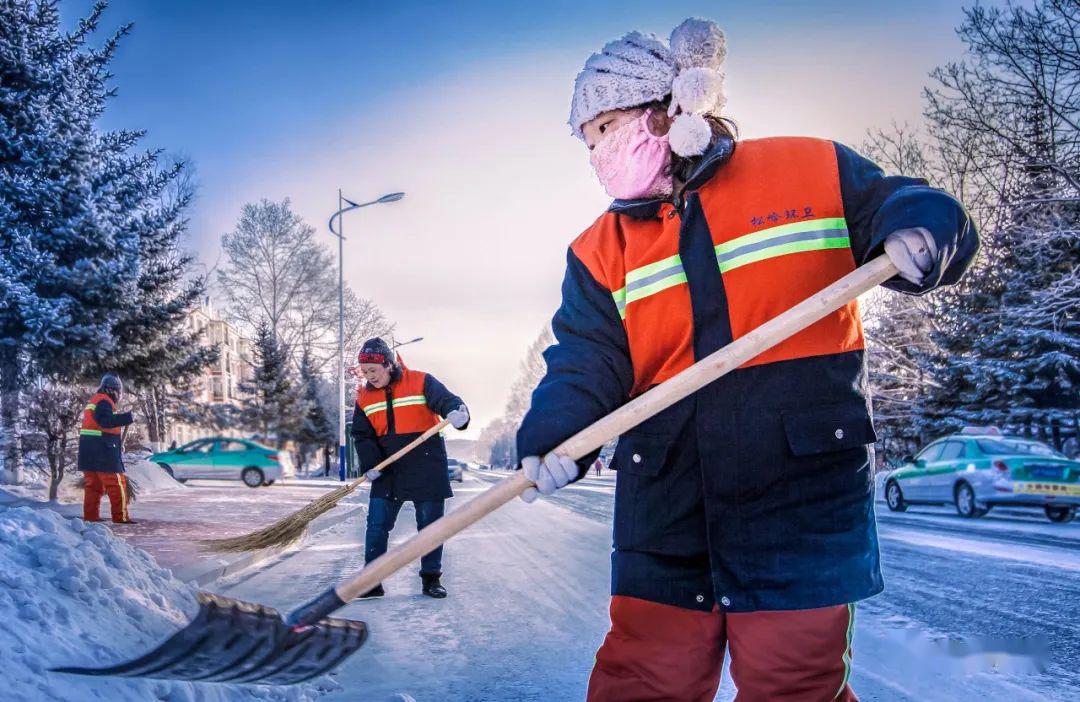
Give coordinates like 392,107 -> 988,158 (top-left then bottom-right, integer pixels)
421,574 -> 447,599
358,583 -> 385,599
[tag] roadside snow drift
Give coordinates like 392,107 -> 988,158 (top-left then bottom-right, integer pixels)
0,506 -> 330,702
125,457 -> 184,495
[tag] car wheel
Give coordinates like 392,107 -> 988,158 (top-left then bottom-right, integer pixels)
159,463 -> 187,484
885,480 -> 907,512
262,479 -> 275,486
1045,505 -> 1076,523
954,482 -> 987,518
242,467 -> 264,488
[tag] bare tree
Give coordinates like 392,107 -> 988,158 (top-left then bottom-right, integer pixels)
861,1 -> 1080,450
22,376 -> 88,501
219,199 -> 326,338
218,199 -> 392,374
502,327 -> 555,426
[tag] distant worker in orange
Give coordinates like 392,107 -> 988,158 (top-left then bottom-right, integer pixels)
77,372 -> 137,524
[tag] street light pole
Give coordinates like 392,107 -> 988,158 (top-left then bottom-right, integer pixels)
329,190 -> 405,482
337,189 -> 346,483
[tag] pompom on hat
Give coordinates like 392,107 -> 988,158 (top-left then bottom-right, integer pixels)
569,18 -> 727,157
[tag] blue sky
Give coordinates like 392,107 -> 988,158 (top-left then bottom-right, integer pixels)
62,0 -> 977,436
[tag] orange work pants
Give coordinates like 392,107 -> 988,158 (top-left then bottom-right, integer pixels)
83,471 -> 130,523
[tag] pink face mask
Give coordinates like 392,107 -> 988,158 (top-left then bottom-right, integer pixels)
589,110 -> 673,200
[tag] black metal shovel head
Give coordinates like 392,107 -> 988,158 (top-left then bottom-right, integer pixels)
51,592 -> 368,686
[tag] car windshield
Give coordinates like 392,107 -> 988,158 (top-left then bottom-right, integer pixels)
976,438 -> 1064,458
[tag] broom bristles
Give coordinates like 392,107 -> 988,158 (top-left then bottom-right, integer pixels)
201,481 -> 361,553
204,419 -> 449,553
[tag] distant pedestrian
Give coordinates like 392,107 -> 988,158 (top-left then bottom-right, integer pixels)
594,459 -> 602,477
77,373 -> 137,524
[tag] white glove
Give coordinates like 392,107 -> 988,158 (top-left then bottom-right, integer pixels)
447,405 -> 469,430
519,454 -> 578,503
884,227 -> 937,285
365,469 -> 382,481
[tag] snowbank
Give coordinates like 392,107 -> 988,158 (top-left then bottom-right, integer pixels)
125,456 -> 184,495
0,454 -> 182,505
0,506 -> 333,702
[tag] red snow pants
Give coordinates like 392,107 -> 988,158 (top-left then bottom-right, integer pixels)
83,471 -> 130,523
587,596 -> 857,702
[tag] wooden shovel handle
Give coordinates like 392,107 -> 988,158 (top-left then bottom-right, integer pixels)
334,256 -> 899,601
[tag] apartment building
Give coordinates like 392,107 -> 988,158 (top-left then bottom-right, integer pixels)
163,297 -> 254,447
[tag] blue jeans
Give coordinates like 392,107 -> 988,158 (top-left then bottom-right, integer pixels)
365,497 -> 445,576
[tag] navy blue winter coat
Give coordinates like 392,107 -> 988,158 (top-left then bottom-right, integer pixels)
517,136 -> 978,613
351,368 -> 467,502
76,392 -> 133,473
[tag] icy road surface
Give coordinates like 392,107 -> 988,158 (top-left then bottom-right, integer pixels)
219,471 -> 1080,701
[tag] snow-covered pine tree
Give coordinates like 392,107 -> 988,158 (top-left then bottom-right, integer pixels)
923,0 -> 1080,445
297,348 -> 334,472
859,125 -> 953,456
103,153 -> 217,447
0,1 -> 140,482
0,2 -> 216,481
240,322 -> 304,449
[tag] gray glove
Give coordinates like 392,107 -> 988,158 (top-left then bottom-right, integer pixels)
447,405 -> 470,430
365,469 -> 382,481
884,227 -> 937,285
519,454 -> 578,503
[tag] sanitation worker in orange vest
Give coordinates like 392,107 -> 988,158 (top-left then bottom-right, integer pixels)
350,338 -> 470,599
78,372 -> 137,524
515,19 -> 979,702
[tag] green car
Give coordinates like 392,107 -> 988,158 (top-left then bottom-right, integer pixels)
883,429 -> 1080,522
150,437 -> 287,488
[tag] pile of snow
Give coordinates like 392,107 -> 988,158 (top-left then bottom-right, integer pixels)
0,463 -> 77,504
0,506 -> 332,701
0,454 -> 182,505
125,457 -> 184,495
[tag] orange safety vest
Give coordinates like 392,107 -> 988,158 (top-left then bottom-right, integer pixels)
80,393 -> 123,437
355,368 -> 441,436
571,137 -> 864,395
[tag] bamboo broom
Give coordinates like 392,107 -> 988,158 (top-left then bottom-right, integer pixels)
201,418 -> 452,553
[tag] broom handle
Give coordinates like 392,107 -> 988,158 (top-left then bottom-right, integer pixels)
348,418 -> 452,489
330,256 -> 898,603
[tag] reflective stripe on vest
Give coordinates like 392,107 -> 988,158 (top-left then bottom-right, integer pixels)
611,254 -> 687,320
714,217 -> 850,273
82,393 -> 122,435
363,394 -> 427,416
610,218 -> 849,319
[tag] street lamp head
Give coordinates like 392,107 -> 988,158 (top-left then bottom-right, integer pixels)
377,192 -> 405,203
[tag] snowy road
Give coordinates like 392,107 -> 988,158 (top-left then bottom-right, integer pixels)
218,471 -> 1080,701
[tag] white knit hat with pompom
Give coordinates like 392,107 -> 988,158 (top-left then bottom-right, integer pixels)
569,18 -> 727,157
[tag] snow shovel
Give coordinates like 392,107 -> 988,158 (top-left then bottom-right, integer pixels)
51,255 -> 897,685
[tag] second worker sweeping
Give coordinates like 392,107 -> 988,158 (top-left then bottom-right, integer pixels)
351,337 -> 470,599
